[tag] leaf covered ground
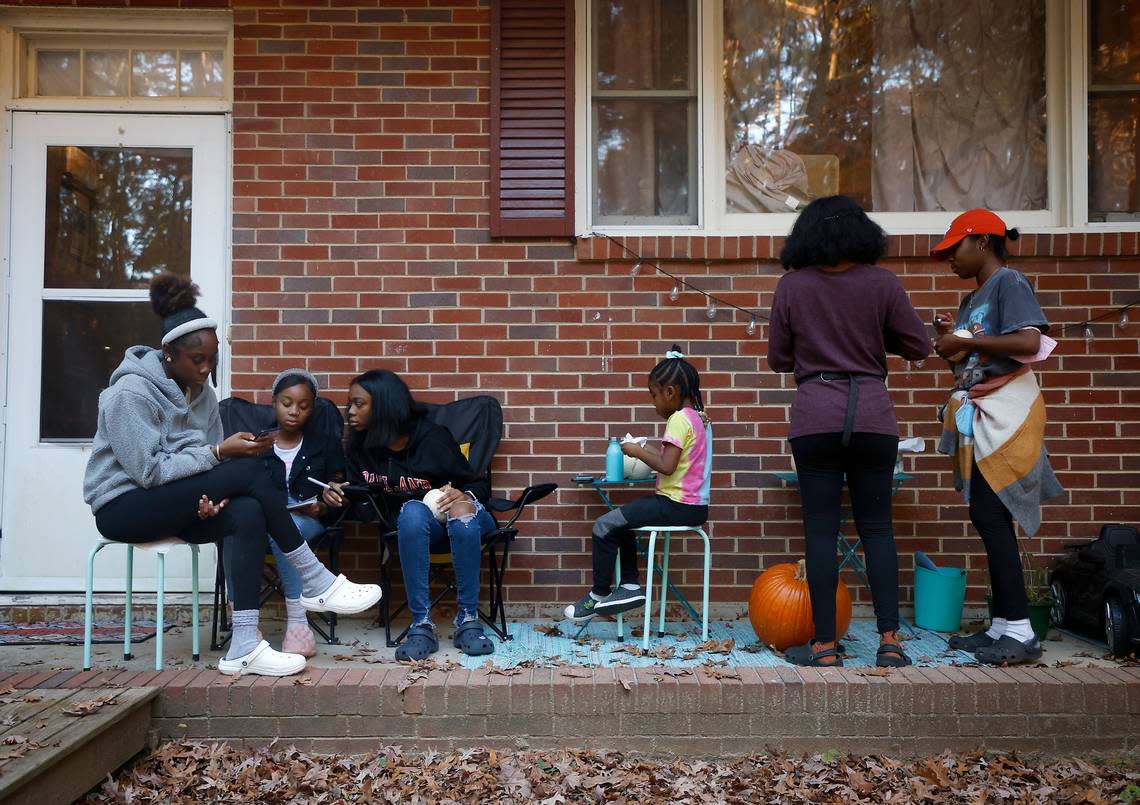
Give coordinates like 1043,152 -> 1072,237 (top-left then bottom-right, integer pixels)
84,741 -> 1140,804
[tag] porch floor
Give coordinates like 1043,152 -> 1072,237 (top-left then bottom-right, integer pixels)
1,615 -> 1136,757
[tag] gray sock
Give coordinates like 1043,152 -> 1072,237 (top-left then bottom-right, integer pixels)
226,609 -> 261,660
282,542 -> 338,598
285,598 -> 307,627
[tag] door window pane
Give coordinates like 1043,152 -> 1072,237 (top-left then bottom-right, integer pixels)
40,301 -> 156,441
84,51 -> 129,97
723,0 -> 1047,213
132,50 -> 178,97
36,51 -> 80,96
1088,0 -> 1140,222
179,50 -> 224,97
44,146 -> 192,289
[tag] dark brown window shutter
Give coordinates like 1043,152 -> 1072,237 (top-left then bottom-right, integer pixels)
490,0 -> 575,238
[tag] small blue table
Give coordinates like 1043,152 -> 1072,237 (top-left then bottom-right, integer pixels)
769,471 -> 914,595
572,475 -> 704,627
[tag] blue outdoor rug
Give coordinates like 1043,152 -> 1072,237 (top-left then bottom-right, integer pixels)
459,619 -> 974,669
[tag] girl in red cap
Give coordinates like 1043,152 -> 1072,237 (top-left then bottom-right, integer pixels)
931,209 -> 1063,666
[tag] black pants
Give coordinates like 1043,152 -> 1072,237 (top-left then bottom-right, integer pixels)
789,432 -> 901,642
969,461 -> 1029,621
591,494 -> 707,596
95,458 -> 303,611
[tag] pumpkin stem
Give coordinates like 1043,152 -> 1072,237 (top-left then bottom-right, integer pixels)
795,558 -> 807,581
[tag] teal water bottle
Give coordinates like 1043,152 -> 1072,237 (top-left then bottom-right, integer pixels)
605,437 -> 625,482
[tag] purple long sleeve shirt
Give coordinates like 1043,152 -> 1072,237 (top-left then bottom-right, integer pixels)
767,264 -> 931,439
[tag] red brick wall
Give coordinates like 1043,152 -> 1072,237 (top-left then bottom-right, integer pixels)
17,1 -> 1140,614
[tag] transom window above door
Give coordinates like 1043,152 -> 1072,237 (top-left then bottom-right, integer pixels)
34,48 -> 224,99
2,14 -> 232,105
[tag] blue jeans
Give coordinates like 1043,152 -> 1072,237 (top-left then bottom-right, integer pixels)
397,498 -> 496,627
224,496 -> 325,602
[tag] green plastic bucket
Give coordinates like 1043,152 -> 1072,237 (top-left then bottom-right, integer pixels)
914,564 -> 967,633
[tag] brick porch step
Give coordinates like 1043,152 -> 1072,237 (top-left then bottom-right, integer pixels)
1,665 -> 1137,757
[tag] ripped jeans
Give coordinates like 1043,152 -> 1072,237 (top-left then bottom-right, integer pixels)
396,498 -> 496,627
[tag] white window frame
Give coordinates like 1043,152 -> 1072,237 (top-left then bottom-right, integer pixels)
578,0 -> 1138,235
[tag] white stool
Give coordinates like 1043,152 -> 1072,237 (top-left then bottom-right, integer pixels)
635,525 -> 711,651
83,538 -> 200,672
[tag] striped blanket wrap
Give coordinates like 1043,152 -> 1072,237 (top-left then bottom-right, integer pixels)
937,366 -> 1063,536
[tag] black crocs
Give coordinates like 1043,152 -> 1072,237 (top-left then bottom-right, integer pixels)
974,635 -> 1043,665
784,642 -> 843,667
453,620 -> 494,657
395,623 -> 439,661
948,629 -> 996,652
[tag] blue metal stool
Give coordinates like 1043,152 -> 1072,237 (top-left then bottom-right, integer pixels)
83,538 -> 200,671
638,525 -> 711,650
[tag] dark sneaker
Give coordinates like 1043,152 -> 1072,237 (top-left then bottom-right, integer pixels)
974,635 -> 1044,665
563,593 -> 600,622
948,629 -> 997,652
593,586 -> 646,615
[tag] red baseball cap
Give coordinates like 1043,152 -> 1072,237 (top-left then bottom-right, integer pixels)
930,209 -> 1009,259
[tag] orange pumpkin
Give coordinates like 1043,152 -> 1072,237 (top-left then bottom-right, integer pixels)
748,559 -> 852,650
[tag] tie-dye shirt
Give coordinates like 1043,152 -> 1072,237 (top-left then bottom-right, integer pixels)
656,408 -> 712,506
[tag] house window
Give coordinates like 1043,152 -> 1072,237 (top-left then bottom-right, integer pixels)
591,0 -> 698,225
33,47 -> 224,99
723,1 -> 1047,215
1088,0 -> 1140,223
583,0 -> 1140,232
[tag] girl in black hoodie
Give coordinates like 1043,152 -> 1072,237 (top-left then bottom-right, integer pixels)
324,370 -> 495,660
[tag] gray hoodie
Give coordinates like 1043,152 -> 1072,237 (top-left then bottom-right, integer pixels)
83,346 -> 223,513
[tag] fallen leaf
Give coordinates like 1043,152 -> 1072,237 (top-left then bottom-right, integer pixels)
63,694 -> 118,716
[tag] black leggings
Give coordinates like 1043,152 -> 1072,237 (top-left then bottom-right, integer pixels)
969,461 -> 1029,621
95,458 -> 302,610
789,432 -> 901,642
591,494 -> 707,596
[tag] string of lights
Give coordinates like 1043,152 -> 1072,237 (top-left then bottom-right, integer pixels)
597,232 -> 1139,345
595,233 -> 766,336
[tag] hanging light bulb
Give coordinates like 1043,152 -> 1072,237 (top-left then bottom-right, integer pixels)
1083,323 -> 1094,340
746,316 -> 757,336
705,300 -> 718,320
669,282 -> 682,302
1120,309 -> 1130,329
630,260 -> 643,277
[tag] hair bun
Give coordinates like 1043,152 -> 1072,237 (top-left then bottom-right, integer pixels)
149,272 -> 200,318
1005,227 -> 1021,242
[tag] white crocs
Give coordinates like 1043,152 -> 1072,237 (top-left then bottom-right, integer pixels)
299,574 -> 382,615
217,640 -> 307,677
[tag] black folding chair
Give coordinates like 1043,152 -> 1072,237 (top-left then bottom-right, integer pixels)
348,395 -> 556,647
209,395 -> 347,651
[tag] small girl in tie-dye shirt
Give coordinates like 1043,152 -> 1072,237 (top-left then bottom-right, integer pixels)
564,346 -> 712,622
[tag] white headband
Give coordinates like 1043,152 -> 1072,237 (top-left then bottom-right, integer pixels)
160,317 -> 218,346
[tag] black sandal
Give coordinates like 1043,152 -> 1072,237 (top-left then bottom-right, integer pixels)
395,623 -> 439,661
784,642 -> 843,667
974,635 -> 1042,665
876,642 -> 912,667
453,620 -> 494,657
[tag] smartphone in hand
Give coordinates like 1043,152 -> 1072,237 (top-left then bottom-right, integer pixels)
253,427 -> 280,440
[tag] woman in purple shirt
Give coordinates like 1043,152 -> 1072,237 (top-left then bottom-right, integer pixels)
767,195 -> 931,668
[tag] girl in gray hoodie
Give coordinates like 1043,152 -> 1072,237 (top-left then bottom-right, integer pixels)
84,274 -> 381,676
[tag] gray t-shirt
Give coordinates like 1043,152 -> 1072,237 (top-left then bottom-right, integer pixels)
954,267 -> 1049,389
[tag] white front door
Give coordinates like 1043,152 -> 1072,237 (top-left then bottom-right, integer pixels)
1,112 -> 228,592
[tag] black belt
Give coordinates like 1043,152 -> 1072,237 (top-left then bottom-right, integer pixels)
798,372 -> 885,447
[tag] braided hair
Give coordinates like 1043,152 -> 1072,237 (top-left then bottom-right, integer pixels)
648,344 -> 704,412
